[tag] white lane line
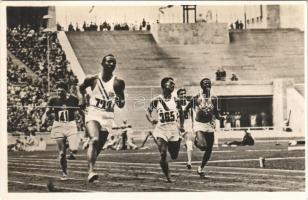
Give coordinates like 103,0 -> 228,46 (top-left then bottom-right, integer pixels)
8,180 -> 92,192
9,157 -> 305,174
9,163 -> 295,190
9,170 -> 208,192
174,156 -> 305,163
19,150 -> 236,157
9,160 -> 305,180
21,148 -> 297,158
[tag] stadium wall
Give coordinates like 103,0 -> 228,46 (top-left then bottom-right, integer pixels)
286,87 -> 305,133
152,22 -> 229,45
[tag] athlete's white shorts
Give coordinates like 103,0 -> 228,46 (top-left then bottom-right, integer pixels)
85,107 -> 114,133
50,120 -> 79,151
194,121 -> 215,133
153,123 -> 180,142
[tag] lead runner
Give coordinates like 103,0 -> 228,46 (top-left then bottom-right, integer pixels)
78,54 -> 125,182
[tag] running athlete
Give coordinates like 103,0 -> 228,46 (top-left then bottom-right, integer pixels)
177,88 -> 194,169
183,78 -> 220,178
78,54 -> 125,182
146,77 -> 181,183
42,82 -> 82,180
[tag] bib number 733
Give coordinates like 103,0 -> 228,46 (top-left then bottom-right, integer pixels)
159,111 -> 176,123
95,98 -> 113,110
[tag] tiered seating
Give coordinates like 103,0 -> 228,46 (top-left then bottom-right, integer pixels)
66,28 -> 304,128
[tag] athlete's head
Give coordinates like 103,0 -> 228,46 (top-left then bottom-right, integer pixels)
177,87 -> 186,99
200,78 -> 211,91
101,54 -> 116,73
161,77 -> 175,94
56,81 -> 68,99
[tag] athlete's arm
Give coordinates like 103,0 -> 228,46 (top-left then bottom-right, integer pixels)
78,75 -> 97,109
145,97 -> 159,125
184,94 -> 198,112
212,96 -> 220,119
114,78 -> 125,108
42,98 -> 54,124
176,99 -> 185,132
73,95 -> 85,123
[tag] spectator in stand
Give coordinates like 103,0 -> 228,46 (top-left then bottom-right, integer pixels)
225,112 -> 232,130
83,21 -> 87,31
235,20 -> 240,29
142,18 -> 146,28
231,73 -> 238,81
230,23 -> 234,29
239,21 -> 244,29
215,67 -> 226,81
146,22 -> 151,31
76,23 -> 80,32
230,112 -> 236,128
57,23 -> 63,31
68,23 -> 75,32
7,24 -> 79,133
260,111 -> 268,127
235,112 -> 241,128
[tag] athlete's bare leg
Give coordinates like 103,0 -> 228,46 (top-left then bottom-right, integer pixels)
167,140 -> 181,160
56,138 -> 68,180
156,138 -> 171,182
86,121 -> 109,182
184,133 -> 194,169
195,131 -> 214,177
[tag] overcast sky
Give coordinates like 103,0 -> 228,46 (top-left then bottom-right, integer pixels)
55,4 -> 304,30
56,5 -> 247,27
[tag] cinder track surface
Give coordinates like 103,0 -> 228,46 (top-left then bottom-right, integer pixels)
8,142 -> 305,192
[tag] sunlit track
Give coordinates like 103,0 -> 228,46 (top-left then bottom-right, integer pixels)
8,180 -> 93,192
8,160 -> 305,181
8,159 -> 304,191
8,144 -> 305,192
9,170 -> 213,192
9,165 -> 291,191
9,157 -> 305,174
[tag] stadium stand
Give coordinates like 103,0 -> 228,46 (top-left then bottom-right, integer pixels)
7,24 -> 80,133
64,28 -> 304,129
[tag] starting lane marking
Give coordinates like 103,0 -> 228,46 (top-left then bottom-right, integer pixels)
9,159 -> 305,180
9,157 -> 305,174
9,162 -> 295,190
9,170 -> 209,192
8,180 -> 92,192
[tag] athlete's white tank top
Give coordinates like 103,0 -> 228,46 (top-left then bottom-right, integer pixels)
88,73 -> 116,112
156,95 -> 179,127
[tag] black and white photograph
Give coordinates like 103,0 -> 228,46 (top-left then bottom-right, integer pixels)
2,1 -> 307,199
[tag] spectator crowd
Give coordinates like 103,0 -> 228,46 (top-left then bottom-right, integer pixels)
66,18 -> 151,32
7,24 -> 81,134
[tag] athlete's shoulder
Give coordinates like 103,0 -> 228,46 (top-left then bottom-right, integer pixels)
150,95 -> 162,102
211,95 -> 218,101
48,96 -> 59,103
114,76 -> 124,83
81,74 -> 99,86
68,94 -> 79,102
47,96 -> 59,106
